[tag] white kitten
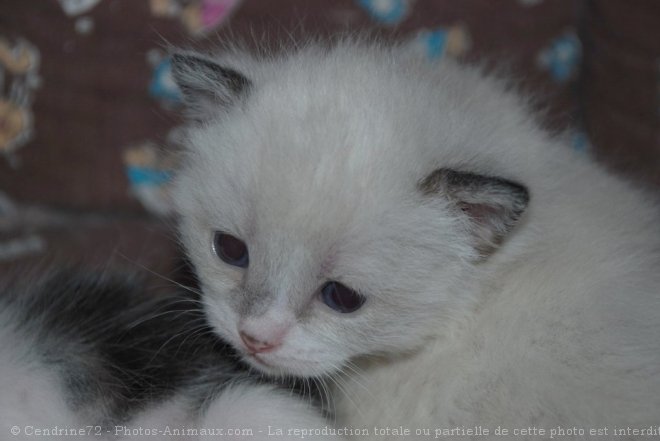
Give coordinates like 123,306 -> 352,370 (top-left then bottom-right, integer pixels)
172,38 -> 660,439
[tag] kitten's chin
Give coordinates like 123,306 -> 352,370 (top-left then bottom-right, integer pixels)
242,352 -> 334,378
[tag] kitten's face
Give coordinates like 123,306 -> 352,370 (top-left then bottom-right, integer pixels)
176,126 -> 471,377
172,46 -> 528,378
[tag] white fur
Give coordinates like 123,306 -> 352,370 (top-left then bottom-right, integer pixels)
0,316 -> 80,438
173,39 -> 660,438
122,384 -> 332,440
199,384 -> 336,441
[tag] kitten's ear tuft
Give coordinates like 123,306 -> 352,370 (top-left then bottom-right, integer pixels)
420,168 -> 529,258
170,52 -> 251,119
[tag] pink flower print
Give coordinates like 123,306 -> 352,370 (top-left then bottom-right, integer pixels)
200,0 -> 242,32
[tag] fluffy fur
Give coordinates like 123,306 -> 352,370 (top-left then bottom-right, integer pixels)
0,269 -> 334,439
171,38 -> 660,438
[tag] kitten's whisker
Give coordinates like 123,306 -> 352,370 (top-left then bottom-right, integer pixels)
339,361 -> 375,400
173,322 -> 216,355
123,307 -> 200,331
315,376 -> 336,422
303,377 -> 311,409
115,252 -> 204,297
326,369 -> 366,421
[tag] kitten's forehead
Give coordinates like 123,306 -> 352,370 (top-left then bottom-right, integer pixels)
191,84 -> 421,237
180,44 -> 511,252
181,42 -> 540,233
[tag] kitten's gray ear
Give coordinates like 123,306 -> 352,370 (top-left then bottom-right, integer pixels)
170,52 -> 251,118
419,168 -> 529,258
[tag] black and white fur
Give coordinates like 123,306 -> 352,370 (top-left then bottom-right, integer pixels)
0,268 -> 334,439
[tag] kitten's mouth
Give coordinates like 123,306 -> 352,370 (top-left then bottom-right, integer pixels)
242,351 -> 327,378
250,353 -> 275,368
242,352 -> 286,376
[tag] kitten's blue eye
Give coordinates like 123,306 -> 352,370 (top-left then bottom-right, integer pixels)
213,232 -> 249,268
320,282 -> 365,313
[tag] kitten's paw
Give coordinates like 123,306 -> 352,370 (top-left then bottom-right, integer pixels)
200,384 -> 341,441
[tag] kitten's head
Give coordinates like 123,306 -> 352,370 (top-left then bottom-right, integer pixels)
171,42 -> 529,378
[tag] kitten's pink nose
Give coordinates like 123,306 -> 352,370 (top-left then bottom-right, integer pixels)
238,315 -> 291,354
239,331 -> 282,353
